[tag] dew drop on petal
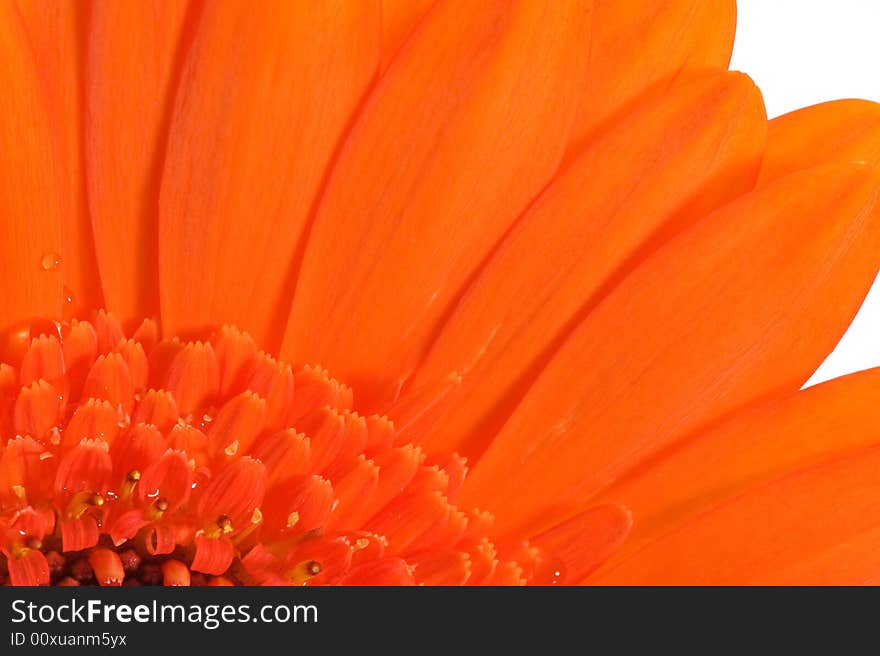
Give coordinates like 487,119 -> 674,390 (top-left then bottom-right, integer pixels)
63,285 -> 74,307
40,253 -> 62,271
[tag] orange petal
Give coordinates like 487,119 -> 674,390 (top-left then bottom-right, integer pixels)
112,339 -> 149,392
161,558 -> 191,586
86,0 -> 196,326
594,445 -> 880,584
63,399 -> 119,448
288,366 -> 352,425
758,99 -> 880,186
138,449 -> 192,511
326,455 -> 380,530
282,0 -> 594,409
245,354 -> 294,431
164,341 -> 219,416
159,0 -> 380,348
0,4 -> 63,329
340,557 -> 415,586
110,423 -> 166,483
261,475 -> 333,538
410,550 -> 470,586
13,379 -> 61,440
410,70 -> 766,458
81,353 -> 135,415
17,0 -> 100,316
89,548 -> 124,586
207,390 -> 266,458
249,428 -> 311,486
592,367 -> 880,569
190,535 -> 234,576
7,549 -> 49,586
132,389 -> 179,431
531,504 -> 632,584
462,162 -> 880,536
379,0 -> 436,70
21,334 -> 65,387
211,326 -> 258,399
196,456 -> 266,528
569,0 -> 736,154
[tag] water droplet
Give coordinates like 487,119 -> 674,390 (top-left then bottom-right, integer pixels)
532,553 -> 566,585
62,285 -> 74,306
40,252 -> 61,271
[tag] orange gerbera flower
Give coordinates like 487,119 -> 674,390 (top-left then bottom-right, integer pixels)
2,0 -> 880,586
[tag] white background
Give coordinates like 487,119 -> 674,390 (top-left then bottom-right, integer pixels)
730,0 -> 880,386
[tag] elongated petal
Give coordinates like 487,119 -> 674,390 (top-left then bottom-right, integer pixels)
462,162 -> 880,536
758,99 -> 880,186
591,367 -> 880,568
16,0 -> 100,316
410,71 -> 766,458
594,445 -> 880,584
282,0 -> 593,409
570,0 -> 736,154
380,0 -> 435,69
87,0 -> 196,326
7,549 -> 49,586
380,0 -> 736,156
0,4 -> 63,329
160,0 -> 380,348
532,504 -> 632,584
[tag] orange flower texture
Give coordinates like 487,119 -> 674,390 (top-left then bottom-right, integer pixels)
2,0 -> 880,587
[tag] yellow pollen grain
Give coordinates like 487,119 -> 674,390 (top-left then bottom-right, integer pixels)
217,515 -> 233,534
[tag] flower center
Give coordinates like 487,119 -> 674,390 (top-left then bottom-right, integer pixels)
0,311 -> 564,586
